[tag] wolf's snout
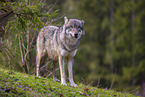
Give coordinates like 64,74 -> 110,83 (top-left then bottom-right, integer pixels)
74,33 -> 78,38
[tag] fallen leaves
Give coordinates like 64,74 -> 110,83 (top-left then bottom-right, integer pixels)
78,88 -> 91,96
84,88 -> 89,92
5,88 -> 11,93
1,87 -> 17,94
59,93 -> 63,97
79,91 -> 89,96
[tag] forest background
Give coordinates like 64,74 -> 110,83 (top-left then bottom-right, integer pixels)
0,0 -> 145,95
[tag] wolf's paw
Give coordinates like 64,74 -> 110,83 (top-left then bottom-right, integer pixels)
37,76 -> 42,78
70,83 -> 77,87
61,83 -> 67,86
53,78 -> 60,82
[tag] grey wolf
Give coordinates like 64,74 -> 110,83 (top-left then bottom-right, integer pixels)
36,16 -> 85,87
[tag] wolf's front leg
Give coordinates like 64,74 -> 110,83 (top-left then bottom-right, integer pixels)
59,56 -> 67,86
68,57 -> 77,87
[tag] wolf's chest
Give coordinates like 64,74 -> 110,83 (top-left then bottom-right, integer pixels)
59,47 -> 77,57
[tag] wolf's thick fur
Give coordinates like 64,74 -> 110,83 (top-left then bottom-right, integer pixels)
36,16 -> 85,87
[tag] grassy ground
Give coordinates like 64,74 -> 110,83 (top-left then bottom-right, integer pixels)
0,68 -> 137,97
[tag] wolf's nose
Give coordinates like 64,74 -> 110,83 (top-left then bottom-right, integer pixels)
74,33 -> 78,38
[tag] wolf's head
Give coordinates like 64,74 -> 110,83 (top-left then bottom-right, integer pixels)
63,16 -> 85,39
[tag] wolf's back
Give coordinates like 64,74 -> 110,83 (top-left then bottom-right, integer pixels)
37,26 -> 58,43
42,26 -> 59,39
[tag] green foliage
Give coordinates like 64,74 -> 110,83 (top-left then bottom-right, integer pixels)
0,0 -> 58,74
3,0 -> 57,34
0,68 -> 136,97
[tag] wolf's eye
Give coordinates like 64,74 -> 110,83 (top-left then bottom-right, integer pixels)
77,26 -> 81,31
77,26 -> 80,28
70,25 -> 73,28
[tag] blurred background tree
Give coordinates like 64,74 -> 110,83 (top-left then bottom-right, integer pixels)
1,0 -> 145,96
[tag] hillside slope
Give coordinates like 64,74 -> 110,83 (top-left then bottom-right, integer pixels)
0,68 -> 137,97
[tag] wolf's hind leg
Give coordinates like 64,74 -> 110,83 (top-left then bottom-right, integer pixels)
36,51 -> 41,77
36,33 -> 44,77
52,61 -> 60,82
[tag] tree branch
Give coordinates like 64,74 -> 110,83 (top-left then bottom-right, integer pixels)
19,34 -> 24,65
0,11 -> 13,22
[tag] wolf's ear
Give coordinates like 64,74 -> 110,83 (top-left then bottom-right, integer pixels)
81,20 -> 85,25
64,16 -> 69,24
81,20 -> 85,35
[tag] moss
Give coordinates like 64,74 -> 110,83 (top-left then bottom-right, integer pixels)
0,68 -> 137,97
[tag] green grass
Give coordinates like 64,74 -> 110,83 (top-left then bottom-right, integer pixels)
0,68 -> 137,97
